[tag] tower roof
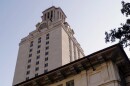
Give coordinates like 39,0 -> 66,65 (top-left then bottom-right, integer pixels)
42,6 -> 67,18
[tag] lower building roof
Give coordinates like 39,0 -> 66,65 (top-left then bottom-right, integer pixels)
14,43 -> 130,86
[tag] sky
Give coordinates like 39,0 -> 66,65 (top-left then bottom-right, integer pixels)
0,0 -> 130,86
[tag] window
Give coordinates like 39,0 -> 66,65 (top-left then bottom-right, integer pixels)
29,54 -> 32,57
44,69 -> 48,73
29,49 -> 32,52
47,12 -> 50,19
60,12 -> 61,18
30,44 -> 33,47
45,63 -> 48,67
30,41 -> 33,47
28,59 -> 31,63
35,73 -> 38,77
45,52 -> 49,55
46,33 -> 49,37
27,65 -> 31,69
26,71 -> 30,75
46,41 -> 49,45
38,37 -> 41,43
62,15 -> 63,19
26,77 -> 29,80
45,57 -> 48,61
66,80 -> 74,86
46,36 -> 49,40
36,61 -> 39,65
51,11 -> 53,18
35,67 -> 39,71
45,46 -> 49,50
38,40 -> 41,43
37,50 -> 40,54
57,84 -> 63,86
38,45 -> 41,48
37,55 -> 40,59
38,37 -> 41,40
46,34 -> 49,40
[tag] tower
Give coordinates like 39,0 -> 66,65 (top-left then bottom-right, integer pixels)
13,6 -> 84,85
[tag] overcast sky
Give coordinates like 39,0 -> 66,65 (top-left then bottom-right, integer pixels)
0,0 -> 130,86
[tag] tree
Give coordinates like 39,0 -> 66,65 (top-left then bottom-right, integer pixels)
105,1 -> 130,48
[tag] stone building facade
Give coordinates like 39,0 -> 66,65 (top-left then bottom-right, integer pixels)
13,6 -> 84,85
14,44 -> 130,86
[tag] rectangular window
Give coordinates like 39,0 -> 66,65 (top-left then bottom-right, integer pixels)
45,46 -> 49,50
45,52 -> 49,55
51,11 -> 53,18
57,84 -> 63,86
28,59 -> 31,63
35,73 -> 38,77
37,50 -> 40,54
44,63 -> 48,67
35,67 -> 39,71
27,65 -> 31,69
30,44 -> 33,47
46,33 -> 49,37
30,41 -> 33,47
46,41 -> 49,45
44,69 -> 48,73
38,37 -> 41,43
26,77 -> 29,80
37,55 -> 40,59
26,71 -> 30,75
60,12 -> 61,19
46,36 -> 49,40
47,12 -> 49,19
29,54 -> 32,57
29,49 -> 32,52
45,57 -> 48,61
36,61 -> 39,65
38,45 -> 41,48
38,37 -> 41,40
38,40 -> 41,43
66,80 -> 74,86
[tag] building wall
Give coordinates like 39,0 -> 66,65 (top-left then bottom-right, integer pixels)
13,6 -> 85,85
49,71 -> 87,86
61,27 -> 70,65
49,61 -> 121,86
48,26 -> 62,70
13,42 -> 29,85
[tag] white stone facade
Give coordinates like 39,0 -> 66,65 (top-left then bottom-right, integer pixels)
49,61 -> 121,86
13,44 -> 130,86
13,6 -> 84,85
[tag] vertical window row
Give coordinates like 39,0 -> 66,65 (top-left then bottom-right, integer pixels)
44,33 -> 50,73
35,37 -> 42,77
26,41 -> 34,80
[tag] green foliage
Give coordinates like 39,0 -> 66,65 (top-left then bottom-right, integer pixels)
121,1 -> 130,17
105,1 -> 130,48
